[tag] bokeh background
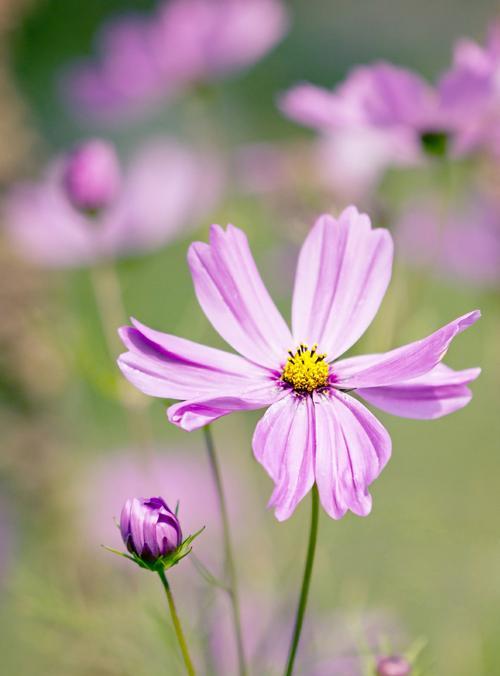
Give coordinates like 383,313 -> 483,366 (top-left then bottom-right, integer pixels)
0,1 -> 499,674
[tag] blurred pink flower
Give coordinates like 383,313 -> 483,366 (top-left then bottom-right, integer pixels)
440,22 -> 500,154
396,196 -> 500,287
62,139 -> 122,213
3,137 -> 222,267
62,0 -> 289,122
280,54 -> 500,191
376,655 -> 412,676
118,207 -> 480,522
312,608 -> 410,676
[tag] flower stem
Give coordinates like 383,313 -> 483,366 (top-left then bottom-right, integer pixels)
157,569 -> 196,676
202,425 -> 247,676
89,262 -> 153,450
90,262 -> 127,360
284,484 -> 320,676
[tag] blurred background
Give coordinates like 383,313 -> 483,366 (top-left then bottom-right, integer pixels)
0,1 -> 498,674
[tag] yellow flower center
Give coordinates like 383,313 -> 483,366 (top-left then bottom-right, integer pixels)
281,344 -> 330,393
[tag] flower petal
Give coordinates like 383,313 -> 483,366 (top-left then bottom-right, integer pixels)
168,382 -> 284,431
291,207 -> 393,359
188,224 -> 292,368
252,394 -> 315,521
129,497 -> 146,554
3,171 -> 99,268
279,83 -> 357,130
342,62 -> 436,128
356,364 -> 481,419
314,391 -> 391,519
118,318 -> 267,400
334,310 -> 481,388
101,139 -> 222,257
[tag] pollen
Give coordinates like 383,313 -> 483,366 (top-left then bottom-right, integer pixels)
281,344 -> 330,393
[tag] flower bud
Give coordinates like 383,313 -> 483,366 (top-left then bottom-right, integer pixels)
120,496 -> 182,564
376,655 -> 412,676
63,139 -> 121,213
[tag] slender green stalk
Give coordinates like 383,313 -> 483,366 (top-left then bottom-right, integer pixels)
89,262 -> 153,449
90,263 -> 127,359
202,425 -> 247,676
157,569 -> 196,676
284,484 -> 320,676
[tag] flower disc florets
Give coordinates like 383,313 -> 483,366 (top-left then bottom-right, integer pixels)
281,343 -> 329,393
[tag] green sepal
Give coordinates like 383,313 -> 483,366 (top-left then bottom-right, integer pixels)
103,526 -> 205,573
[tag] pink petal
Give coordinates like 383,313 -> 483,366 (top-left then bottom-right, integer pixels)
280,61 -> 437,132
101,139 -> 222,257
314,391 -> 391,519
168,382 -> 284,432
188,224 -> 292,368
3,171 -> 99,267
344,61 -> 436,128
205,0 -> 289,76
118,318 -> 268,400
278,83 -> 356,130
291,207 -> 393,359
334,310 -> 481,388
356,364 -> 481,419
252,394 -> 315,521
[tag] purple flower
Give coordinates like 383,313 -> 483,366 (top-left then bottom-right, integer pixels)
3,137 -> 221,267
63,139 -> 121,213
440,22 -> 500,154
62,0 -> 289,122
280,63 -> 448,156
120,496 -> 182,563
376,655 -> 412,676
279,56 -> 497,188
118,207 -> 480,521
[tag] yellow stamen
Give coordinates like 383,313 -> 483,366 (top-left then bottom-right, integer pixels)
281,343 -> 329,393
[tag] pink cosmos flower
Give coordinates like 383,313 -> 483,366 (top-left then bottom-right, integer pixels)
62,0 -> 289,122
3,137 -> 221,267
117,207 -> 480,521
440,22 -> 500,154
279,58 -> 495,189
280,62 -> 452,155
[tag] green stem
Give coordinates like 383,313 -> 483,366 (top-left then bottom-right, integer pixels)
202,425 -> 247,676
89,263 -> 127,360
89,262 -> 153,450
284,484 -> 320,676
157,569 -> 196,676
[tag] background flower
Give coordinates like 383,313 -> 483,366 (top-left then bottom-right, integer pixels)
62,0 -> 289,122
395,195 -> 500,287
3,137 -> 222,266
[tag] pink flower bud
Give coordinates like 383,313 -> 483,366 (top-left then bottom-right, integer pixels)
377,655 -> 412,676
63,139 -> 121,213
